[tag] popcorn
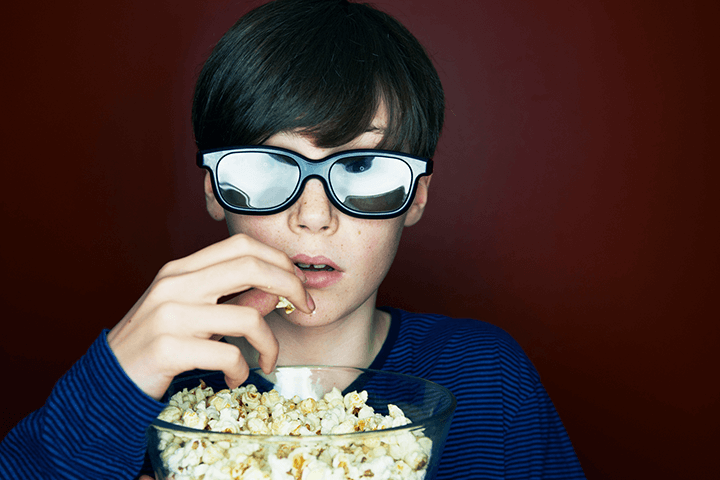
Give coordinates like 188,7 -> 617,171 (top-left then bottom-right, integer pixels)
275,296 -> 295,314
154,382 -> 432,480
182,410 -> 207,430
298,397 -> 317,415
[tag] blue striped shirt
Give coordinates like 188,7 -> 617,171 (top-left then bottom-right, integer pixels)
0,330 -> 164,478
375,308 -> 585,479
0,308 -> 584,478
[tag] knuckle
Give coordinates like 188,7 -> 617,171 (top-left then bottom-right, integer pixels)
157,259 -> 181,278
148,275 -> 179,300
228,359 -> 250,385
237,255 -> 263,275
151,334 -> 177,360
230,233 -> 252,249
226,346 -> 244,366
153,301 -> 179,324
219,344 -> 247,374
241,306 -> 264,330
146,302 -> 184,338
278,253 -> 296,271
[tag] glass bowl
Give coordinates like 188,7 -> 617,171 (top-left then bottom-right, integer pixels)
147,366 -> 456,480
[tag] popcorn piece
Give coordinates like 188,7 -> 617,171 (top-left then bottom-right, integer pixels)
330,420 -> 355,435
261,389 -> 282,408
298,397 -> 317,414
241,390 -> 261,410
275,296 -> 295,314
388,403 -> 404,419
182,409 -> 208,430
404,450 -> 429,471
323,387 -> 344,406
157,406 -> 183,423
246,417 -> 271,434
209,391 -> 237,412
209,416 -> 243,434
202,443 -> 227,465
344,390 -> 368,412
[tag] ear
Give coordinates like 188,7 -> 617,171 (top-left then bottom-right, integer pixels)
404,174 -> 431,227
204,172 -> 226,221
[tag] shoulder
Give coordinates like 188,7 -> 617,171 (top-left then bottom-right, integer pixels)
387,308 -> 531,362
379,310 -> 584,476
383,307 -> 541,388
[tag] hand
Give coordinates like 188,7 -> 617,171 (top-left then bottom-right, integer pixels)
107,234 -> 313,400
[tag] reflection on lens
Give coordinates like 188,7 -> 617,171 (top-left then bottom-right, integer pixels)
342,187 -> 407,212
217,153 -> 299,209
330,156 -> 412,212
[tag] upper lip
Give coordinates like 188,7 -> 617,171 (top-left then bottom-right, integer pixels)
291,254 -> 341,271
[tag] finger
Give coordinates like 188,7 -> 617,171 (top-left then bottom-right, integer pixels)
235,288 -> 283,317
147,256 -> 311,313
160,336 -> 252,388
161,234 -> 302,280
208,289 -> 277,341
191,257 -> 313,313
156,303 -> 280,374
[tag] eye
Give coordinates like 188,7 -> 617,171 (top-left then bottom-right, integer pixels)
344,157 -> 373,173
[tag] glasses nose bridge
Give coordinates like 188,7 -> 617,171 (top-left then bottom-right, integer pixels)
290,172 -> 340,234
294,173 -> 336,211
294,155 -> 336,199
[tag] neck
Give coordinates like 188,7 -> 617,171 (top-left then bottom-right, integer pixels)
226,301 -> 391,370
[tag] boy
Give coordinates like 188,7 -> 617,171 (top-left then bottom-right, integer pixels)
0,0 -> 584,478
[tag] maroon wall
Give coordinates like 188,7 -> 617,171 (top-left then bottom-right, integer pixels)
1,1 -> 717,478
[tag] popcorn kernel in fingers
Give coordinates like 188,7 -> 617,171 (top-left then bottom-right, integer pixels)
275,296 -> 295,314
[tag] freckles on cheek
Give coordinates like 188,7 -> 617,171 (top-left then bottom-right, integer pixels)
359,224 -> 404,276
229,216 -> 283,245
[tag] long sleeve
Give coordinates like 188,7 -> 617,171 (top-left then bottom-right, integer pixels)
504,382 -> 585,478
0,331 -> 165,479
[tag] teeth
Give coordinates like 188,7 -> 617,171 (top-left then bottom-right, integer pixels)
295,262 -> 331,270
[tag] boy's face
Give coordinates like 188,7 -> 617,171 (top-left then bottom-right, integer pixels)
203,109 -> 431,328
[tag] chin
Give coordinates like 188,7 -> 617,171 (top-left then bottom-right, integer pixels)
283,307 -> 346,329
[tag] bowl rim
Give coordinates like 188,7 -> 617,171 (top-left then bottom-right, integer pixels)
150,365 -> 457,440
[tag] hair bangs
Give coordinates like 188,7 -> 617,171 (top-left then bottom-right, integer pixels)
193,0 -> 444,158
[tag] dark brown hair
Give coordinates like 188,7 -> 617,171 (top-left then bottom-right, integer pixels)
192,0 -> 444,158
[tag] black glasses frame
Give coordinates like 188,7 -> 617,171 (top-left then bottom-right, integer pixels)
197,146 -> 433,219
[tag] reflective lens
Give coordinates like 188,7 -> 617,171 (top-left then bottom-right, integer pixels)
329,156 -> 412,213
216,152 -> 300,209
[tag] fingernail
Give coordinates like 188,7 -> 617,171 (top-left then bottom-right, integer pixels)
294,265 -> 308,283
306,291 -> 316,312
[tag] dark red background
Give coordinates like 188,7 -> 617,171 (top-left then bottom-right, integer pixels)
1,1 -> 717,478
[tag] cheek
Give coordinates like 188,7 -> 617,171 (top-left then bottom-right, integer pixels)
225,215 -> 283,244
356,220 -> 405,274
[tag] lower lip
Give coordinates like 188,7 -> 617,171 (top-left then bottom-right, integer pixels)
303,269 -> 343,289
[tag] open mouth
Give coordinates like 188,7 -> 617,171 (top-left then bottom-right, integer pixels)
295,262 -> 336,272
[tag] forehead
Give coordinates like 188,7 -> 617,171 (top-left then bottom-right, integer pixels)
264,104 -> 389,159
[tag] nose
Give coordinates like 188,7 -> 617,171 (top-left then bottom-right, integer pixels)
289,178 -> 339,234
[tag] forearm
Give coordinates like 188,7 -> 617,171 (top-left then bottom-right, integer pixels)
0,331 -> 165,479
